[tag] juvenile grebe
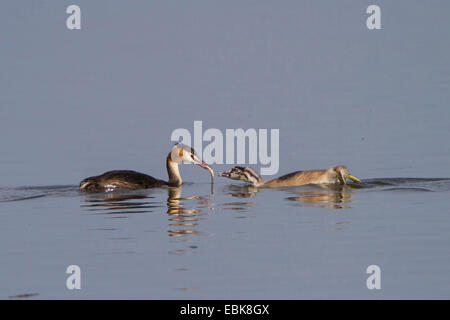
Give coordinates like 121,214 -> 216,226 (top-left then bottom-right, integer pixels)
80,144 -> 213,192
218,165 -> 360,187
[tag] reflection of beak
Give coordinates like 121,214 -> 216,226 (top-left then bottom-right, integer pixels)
346,174 -> 361,183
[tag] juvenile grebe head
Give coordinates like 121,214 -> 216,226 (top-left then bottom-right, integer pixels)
218,167 -> 263,186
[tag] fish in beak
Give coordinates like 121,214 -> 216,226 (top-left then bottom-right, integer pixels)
346,174 -> 361,183
335,166 -> 361,184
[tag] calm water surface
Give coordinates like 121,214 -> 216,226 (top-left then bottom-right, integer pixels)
1,1 -> 450,299
1,177 -> 449,299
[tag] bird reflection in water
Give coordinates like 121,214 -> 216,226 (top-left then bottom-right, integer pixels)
285,184 -> 354,209
225,184 -> 354,209
166,187 -> 214,238
80,187 -> 215,239
80,187 -> 214,259
225,185 -> 259,198
80,190 -> 163,215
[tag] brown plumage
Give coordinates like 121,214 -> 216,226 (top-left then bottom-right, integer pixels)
79,145 -> 214,192
79,170 -> 167,192
218,165 -> 360,187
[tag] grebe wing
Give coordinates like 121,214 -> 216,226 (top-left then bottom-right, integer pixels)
274,170 -> 304,181
80,170 -> 167,192
264,170 -> 330,187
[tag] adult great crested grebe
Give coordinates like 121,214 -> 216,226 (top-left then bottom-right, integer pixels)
218,165 -> 360,187
79,144 -> 214,192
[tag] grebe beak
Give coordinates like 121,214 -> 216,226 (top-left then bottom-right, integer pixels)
217,171 -> 231,178
192,156 -> 214,182
197,160 -> 214,175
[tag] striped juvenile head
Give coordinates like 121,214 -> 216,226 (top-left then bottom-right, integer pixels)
218,166 -> 263,186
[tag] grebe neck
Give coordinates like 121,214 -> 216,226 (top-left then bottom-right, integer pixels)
166,153 -> 182,186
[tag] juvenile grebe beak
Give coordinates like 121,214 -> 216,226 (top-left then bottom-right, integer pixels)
218,171 -> 231,178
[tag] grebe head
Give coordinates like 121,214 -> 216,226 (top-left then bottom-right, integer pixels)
218,166 -> 263,186
333,165 -> 361,184
170,144 -> 214,176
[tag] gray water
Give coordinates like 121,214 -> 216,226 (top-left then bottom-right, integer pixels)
1,1 -> 450,299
